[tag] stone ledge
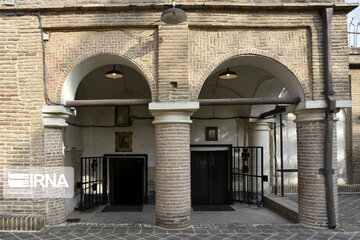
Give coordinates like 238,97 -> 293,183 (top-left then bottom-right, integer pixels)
264,194 -> 299,223
0,3 -> 357,13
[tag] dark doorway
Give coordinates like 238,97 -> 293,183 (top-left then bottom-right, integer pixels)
191,145 -> 232,205
107,155 -> 147,205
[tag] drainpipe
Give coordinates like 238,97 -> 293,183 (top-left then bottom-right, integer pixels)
322,7 -> 337,229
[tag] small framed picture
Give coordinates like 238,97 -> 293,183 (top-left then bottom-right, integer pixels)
115,106 -> 132,127
115,132 -> 132,152
205,127 -> 218,141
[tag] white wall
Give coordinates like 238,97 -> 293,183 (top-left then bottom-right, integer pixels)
274,114 -> 298,186
273,111 -> 347,187
64,104 -> 348,209
65,106 -> 156,166
337,110 -> 347,185
191,119 -> 246,146
81,119 -> 155,165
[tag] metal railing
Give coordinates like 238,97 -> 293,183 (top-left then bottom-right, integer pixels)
77,157 -> 107,210
348,18 -> 360,48
232,147 -> 265,205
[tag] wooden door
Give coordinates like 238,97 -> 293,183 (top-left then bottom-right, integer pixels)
191,150 -> 230,205
110,158 -> 144,205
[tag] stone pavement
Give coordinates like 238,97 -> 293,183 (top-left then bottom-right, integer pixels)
67,203 -> 290,225
285,193 -> 360,232
0,194 -> 359,239
0,223 -> 359,240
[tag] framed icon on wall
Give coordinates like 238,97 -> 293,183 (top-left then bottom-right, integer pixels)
115,106 -> 132,127
115,132 -> 132,152
205,127 -> 218,141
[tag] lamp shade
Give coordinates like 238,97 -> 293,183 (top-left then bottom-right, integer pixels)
161,7 -> 187,24
219,68 -> 238,80
105,65 -> 123,79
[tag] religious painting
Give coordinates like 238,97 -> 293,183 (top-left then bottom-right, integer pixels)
115,132 -> 132,152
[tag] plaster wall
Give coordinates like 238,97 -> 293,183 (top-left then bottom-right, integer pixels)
349,68 -> 360,183
337,110 -> 347,185
274,114 -> 299,187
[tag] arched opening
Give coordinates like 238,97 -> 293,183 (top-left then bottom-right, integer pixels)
63,54 -> 155,221
61,53 -> 154,104
190,54 -> 304,223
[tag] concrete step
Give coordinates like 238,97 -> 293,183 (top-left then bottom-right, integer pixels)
263,194 -> 298,223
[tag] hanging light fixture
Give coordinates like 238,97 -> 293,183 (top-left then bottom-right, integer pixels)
219,67 -> 238,80
161,0 -> 187,25
105,65 -> 123,79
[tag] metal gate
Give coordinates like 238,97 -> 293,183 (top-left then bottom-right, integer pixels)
232,147 -> 266,205
77,157 -> 107,210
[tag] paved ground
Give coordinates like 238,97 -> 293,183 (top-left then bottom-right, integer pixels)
285,193 -> 360,232
0,194 -> 359,239
0,223 -> 360,239
67,203 -> 290,225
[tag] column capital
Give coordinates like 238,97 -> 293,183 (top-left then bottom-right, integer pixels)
294,109 -> 326,123
247,121 -> 271,131
42,106 -> 75,128
149,102 -> 199,125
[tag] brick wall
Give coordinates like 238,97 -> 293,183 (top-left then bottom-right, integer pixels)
189,27 -> 312,100
38,9 -> 350,102
0,14 -> 47,228
158,25 -> 190,102
155,124 -> 191,229
45,29 -> 157,102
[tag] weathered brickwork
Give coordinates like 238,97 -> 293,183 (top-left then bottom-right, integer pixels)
44,129 -> 66,225
190,27 -> 312,99
38,10 -> 350,102
188,12 -> 349,101
0,14 -> 47,227
158,25 -> 190,101
296,119 -> 338,227
45,29 -> 157,102
350,69 -> 360,184
331,13 -> 350,101
155,124 -> 191,229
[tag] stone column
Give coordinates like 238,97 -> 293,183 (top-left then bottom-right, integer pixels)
42,106 -> 74,225
247,121 -> 271,194
149,102 -> 199,229
295,109 -> 338,228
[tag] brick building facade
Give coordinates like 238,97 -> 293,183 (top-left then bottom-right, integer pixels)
0,0 -> 356,231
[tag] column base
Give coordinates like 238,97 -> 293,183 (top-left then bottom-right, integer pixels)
156,212 -> 191,229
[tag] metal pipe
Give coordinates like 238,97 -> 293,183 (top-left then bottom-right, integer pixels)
261,147 -> 264,204
199,97 -> 300,106
66,97 -> 300,107
66,99 -> 152,107
323,7 -> 336,229
280,113 -> 284,197
274,122 -> 278,195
